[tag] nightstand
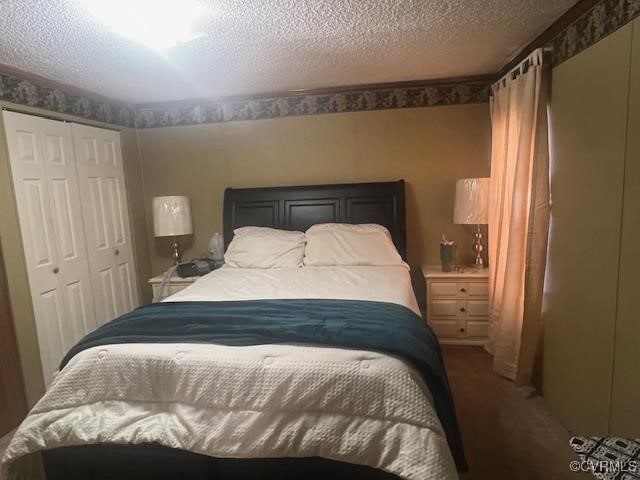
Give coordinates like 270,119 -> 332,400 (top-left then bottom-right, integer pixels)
148,274 -> 198,303
422,265 -> 490,346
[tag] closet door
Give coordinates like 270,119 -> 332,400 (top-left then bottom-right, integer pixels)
72,123 -> 139,325
3,111 -> 97,385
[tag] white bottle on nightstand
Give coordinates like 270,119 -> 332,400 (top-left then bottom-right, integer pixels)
208,233 -> 224,263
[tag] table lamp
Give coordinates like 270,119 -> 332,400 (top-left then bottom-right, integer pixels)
152,196 -> 193,264
453,178 -> 489,268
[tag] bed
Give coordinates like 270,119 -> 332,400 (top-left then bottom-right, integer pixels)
1,180 -> 465,480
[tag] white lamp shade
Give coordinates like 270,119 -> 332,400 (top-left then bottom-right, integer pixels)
152,196 -> 193,237
454,178 -> 489,225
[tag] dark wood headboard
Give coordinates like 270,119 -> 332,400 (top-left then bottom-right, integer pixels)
223,180 -> 407,259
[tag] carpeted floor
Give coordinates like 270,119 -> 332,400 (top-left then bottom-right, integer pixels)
442,345 -> 592,480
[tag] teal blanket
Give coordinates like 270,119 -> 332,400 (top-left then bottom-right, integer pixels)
60,299 -> 467,472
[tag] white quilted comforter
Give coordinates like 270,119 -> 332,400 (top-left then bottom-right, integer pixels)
1,266 -> 458,480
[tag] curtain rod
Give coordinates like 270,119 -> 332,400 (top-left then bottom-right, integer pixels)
493,46 -> 551,90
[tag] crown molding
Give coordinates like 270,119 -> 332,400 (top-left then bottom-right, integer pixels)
135,74 -> 496,109
134,76 -> 493,128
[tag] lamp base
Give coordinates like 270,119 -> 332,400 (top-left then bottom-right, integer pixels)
473,225 -> 485,268
170,238 -> 182,265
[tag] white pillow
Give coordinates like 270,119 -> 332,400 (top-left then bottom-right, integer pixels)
224,226 -> 306,268
303,223 -> 407,268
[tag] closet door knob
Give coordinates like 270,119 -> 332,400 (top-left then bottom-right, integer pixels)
52,267 -> 59,274
459,327 -> 465,333
115,249 -> 120,256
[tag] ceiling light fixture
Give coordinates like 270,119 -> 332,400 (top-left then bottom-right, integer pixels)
79,0 -> 208,50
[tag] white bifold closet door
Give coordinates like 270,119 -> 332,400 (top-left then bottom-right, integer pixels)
4,111 -> 97,385
3,111 -> 139,386
71,123 -> 139,325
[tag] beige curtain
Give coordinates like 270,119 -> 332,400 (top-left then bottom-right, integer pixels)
486,49 -> 550,384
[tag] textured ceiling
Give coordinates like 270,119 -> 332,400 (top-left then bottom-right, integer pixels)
0,0 -> 576,103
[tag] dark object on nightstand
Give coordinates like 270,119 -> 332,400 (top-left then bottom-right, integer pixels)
440,244 -> 456,272
176,259 -> 219,278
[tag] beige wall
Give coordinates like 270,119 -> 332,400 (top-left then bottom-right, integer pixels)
543,19 -> 640,435
138,104 -> 491,305
120,128 -> 153,304
0,105 -> 150,405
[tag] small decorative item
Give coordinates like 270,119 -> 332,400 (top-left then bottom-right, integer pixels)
440,235 -> 456,272
152,196 -> 194,264
208,232 -> 224,265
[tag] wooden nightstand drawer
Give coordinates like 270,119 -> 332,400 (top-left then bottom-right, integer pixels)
466,299 -> 489,318
430,319 -> 466,338
431,318 -> 487,340
430,299 -> 468,317
466,282 -> 489,297
429,282 -> 462,298
466,321 -> 489,338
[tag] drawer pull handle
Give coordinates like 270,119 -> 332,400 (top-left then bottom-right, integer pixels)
460,307 -> 466,313
52,267 -> 59,274
460,288 -> 466,293
459,327 -> 465,333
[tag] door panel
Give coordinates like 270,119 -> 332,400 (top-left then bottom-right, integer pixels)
103,139 -> 118,166
50,178 -> 79,260
38,288 -> 66,381
4,111 -> 97,386
99,267 -> 118,321
16,130 -> 38,164
118,262 -> 134,312
87,177 -> 110,250
105,177 -> 125,246
72,123 -> 139,326
23,179 -> 55,267
83,137 -> 99,164
45,134 -> 66,166
65,280 -> 91,338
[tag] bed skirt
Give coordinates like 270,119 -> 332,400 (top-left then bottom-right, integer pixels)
42,444 -> 401,480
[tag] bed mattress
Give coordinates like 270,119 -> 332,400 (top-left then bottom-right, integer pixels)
1,266 -> 458,480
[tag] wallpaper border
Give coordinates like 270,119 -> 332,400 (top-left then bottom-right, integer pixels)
134,80 -> 492,129
552,0 -> 640,65
0,0 -> 638,128
0,70 -> 136,127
